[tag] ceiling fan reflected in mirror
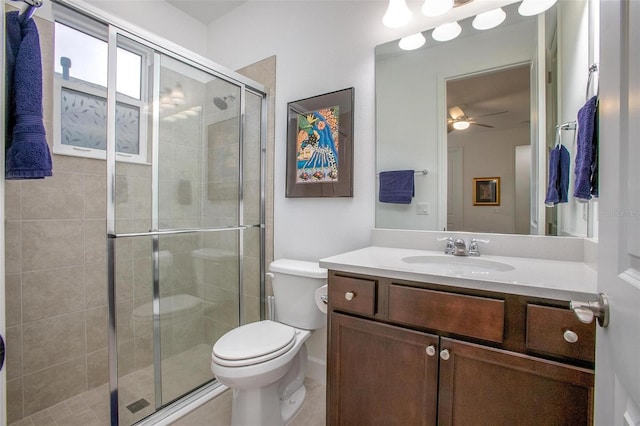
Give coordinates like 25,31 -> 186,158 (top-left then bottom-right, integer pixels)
446,105 -> 506,133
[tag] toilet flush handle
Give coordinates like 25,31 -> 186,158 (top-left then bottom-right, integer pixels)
265,272 -> 275,280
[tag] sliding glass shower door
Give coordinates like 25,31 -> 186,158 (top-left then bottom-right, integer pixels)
107,29 -> 265,426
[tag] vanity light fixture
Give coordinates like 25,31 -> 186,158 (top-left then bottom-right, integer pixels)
399,32 -> 427,50
518,0 -> 557,16
383,0 -> 413,28
432,21 -> 462,42
421,0 -> 454,17
472,7 -> 506,30
452,119 -> 470,130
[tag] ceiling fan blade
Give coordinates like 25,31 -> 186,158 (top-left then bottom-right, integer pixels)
476,110 -> 508,118
448,106 -> 465,119
470,122 -> 494,128
447,122 -> 454,133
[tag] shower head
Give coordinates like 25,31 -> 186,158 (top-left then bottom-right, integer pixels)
213,94 -> 236,110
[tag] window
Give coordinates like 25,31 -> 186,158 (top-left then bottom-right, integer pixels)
53,13 -> 148,163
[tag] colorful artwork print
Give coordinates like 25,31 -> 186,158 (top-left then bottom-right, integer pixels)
295,107 -> 339,183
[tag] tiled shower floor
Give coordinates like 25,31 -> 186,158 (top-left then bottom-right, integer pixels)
9,343 -> 326,426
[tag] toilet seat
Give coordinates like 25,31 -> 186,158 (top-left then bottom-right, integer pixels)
212,321 -> 297,367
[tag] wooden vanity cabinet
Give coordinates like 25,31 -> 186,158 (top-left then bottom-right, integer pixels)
327,272 -> 595,426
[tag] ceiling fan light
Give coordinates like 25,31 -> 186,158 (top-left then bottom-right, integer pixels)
421,0 -> 453,17
472,8 -> 506,30
518,0 -> 557,16
432,21 -> 462,42
383,0 -> 413,28
453,120 -> 470,130
399,32 -> 427,50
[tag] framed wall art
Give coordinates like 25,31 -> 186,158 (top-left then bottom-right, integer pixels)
286,87 -> 354,197
473,177 -> 500,206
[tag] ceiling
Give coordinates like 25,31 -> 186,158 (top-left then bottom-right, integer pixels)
447,65 -> 531,134
166,0 -> 246,24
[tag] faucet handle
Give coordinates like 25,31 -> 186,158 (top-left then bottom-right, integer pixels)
468,238 -> 490,256
436,236 -> 455,255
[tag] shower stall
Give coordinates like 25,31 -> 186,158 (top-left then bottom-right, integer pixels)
105,28 -> 267,425
4,2 -> 266,425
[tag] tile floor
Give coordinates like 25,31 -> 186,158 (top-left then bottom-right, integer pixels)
9,342 -> 326,426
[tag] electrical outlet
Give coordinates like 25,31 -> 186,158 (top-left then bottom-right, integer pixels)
417,202 -> 430,215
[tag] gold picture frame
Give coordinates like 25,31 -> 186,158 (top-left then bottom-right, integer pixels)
473,177 -> 500,206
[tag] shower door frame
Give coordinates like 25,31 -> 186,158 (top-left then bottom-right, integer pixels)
97,19 -> 266,426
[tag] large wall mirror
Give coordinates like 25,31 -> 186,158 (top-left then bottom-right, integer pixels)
375,0 -> 598,237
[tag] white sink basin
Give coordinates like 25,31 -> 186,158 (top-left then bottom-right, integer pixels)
401,255 -> 515,273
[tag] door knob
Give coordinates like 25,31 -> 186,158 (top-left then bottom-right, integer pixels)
570,293 -> 609,327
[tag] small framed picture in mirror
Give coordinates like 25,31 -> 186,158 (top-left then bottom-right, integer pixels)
473,177 -> 500,206
286,87 -> 354,197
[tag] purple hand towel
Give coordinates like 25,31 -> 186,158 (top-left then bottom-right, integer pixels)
573,96 -> 598,201
545,145 -> 570,206
379,170 -> 414,204
5,11 -> 52,179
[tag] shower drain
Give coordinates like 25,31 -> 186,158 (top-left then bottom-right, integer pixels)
126,398 -> 150,414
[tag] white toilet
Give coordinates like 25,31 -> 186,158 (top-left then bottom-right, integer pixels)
210,259 -> 327,426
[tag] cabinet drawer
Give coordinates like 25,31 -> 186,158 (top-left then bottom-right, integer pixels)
329,275 -> 376,316
388,285 -> 505,343
526,304 -> 595,363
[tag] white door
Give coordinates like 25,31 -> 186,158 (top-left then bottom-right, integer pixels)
594,1 -> 640,424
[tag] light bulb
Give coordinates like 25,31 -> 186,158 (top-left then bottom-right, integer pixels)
399,33 -> 426,50
170,83 -> 185,105
518,0 -> 557,16
472,8 -> 506,30
421,0 -> 453,17
382,0 -> 413,28
453,120 -> 470,130
432,21 -> 462,42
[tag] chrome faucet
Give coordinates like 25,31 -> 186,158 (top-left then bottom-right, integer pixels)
468,238 -> 490,256
453,238 -> 467,256
437,236 -> 455,255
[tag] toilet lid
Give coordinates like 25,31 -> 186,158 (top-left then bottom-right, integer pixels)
212,321 -> 297,366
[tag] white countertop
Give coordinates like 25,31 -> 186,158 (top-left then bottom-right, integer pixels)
319,246 -> 598,302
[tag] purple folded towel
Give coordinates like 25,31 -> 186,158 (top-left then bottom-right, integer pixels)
5,11 -> 52,180
545,145 -> 570,206
379,170 -> 414,204
573,96 -> 598,201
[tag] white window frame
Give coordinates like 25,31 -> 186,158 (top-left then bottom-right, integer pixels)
52,7 -> 150,164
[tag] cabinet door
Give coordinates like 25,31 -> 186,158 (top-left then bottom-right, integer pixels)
328,313 -> 439,426
437,338 -> 594,426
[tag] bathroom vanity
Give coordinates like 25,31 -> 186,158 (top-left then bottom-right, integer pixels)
320,245 -> 597,425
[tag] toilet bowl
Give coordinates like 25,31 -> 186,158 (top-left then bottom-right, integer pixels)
211,259 -> 327,426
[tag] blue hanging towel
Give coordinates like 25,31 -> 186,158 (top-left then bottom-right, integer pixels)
5,11 -> 52,180
573,96 -> 598,201
379,170 -> 415,204
545,145 -> 570,206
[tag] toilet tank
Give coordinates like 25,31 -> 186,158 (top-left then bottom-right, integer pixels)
269,259 -> 327,330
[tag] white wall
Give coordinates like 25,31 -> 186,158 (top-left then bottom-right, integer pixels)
206,1 -> 387,263
375,17 -> 536,230
85,0 -> 208,57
